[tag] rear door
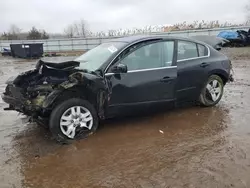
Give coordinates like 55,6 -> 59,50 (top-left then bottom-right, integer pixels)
105,40 -> 177,115
176,40 -> 210,102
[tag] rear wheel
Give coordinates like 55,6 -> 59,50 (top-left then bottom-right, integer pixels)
49,98 -> 98,144
199,75 -> 224,107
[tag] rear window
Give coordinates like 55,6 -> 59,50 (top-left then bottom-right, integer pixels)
177,41 -> 198,60
177,41 -> 209,61
197,44 -> 208,57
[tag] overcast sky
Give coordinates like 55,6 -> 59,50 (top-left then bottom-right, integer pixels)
0,0 -> 249,33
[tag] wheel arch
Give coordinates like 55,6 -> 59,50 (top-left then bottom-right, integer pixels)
55,85 -> 108,119
53,86 -> 96,108
42,71 -> 110,119
208,69 -> 229,85
43,83 -> 109,120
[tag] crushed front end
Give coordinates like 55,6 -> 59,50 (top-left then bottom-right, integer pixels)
2,59 -> 110,122
1,60 -> 80,118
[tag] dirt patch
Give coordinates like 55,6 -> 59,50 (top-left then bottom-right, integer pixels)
222,47 -> 250,60
0,48 -> 250,188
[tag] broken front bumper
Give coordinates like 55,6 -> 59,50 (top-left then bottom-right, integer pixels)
2,83 -> 63,117
2,84 -> 44,116
1,92 -> 42,115
2,94 -> 23,110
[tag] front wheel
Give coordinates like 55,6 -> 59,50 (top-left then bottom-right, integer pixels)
199,75 -> 224,107
49,98 -> 99,144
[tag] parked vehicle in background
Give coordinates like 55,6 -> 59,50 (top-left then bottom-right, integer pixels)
218,29 -> 250,47
1,35 -> 233,143
1,48 -> 12,56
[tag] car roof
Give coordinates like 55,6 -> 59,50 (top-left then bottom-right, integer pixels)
110,35 -> 209,46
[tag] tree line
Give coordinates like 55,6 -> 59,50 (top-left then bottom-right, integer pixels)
2,20 -> 250,41
64,20 -> 250,38
1,25 -> 49,40
58,2 -> 250,38
1,5 -> 250,41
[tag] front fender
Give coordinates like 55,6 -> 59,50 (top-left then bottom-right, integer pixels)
42,71 -> 110,119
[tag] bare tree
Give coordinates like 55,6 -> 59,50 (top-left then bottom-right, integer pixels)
246,1 -> 250,23
64,19 -> 90,38
64,24 -> 74,38
73,22 -> 80,37
1,24 -> 21,40
8,24 -> 21,39
9,24 -> 21,36
79,19 -> 89,37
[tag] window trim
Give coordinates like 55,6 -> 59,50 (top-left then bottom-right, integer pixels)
105,39 -> 176,73
105,65 -> 177,76
113,40 -> 175,72
104,39 -> 161,73
176,40 -> 210,62
119,40 -> 165,69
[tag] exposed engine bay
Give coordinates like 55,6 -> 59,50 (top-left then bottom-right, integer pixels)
2,59 -> 109,120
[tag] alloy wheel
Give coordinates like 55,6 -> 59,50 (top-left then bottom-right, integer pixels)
205,80 -> 222,102
60,106 -> 93,139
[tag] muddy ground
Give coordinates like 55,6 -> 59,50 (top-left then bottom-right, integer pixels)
0,48 -> 250,188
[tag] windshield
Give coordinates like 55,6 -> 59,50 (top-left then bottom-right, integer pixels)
75,42 -> 126,71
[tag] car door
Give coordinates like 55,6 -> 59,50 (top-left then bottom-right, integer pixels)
176,40 -> 210,102
105,40 -> 177,116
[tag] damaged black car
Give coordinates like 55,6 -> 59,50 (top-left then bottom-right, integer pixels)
2,35 -> 233,143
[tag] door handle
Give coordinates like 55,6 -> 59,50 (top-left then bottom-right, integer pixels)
200,62 -> 209,68
160,76 -> 173,83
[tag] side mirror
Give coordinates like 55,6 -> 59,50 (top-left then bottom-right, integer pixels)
111,63 -> 128,73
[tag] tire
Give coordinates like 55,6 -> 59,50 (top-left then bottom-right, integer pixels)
49,98 -> 99,144
199,75 -> 224,107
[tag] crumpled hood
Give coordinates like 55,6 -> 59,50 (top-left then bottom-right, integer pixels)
11,59 -> 86,88
35,59 -> 80,71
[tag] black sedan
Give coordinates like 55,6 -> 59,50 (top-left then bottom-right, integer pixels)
2,35 -> 233,143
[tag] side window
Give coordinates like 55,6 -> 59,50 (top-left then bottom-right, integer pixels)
177,41 -> 198,61
197,44 -> 208,57
120,41 -> 174,71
